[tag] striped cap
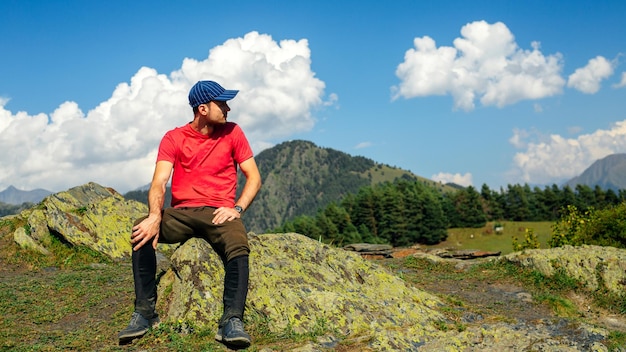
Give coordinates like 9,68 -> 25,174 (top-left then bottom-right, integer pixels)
188,80 -> 239,108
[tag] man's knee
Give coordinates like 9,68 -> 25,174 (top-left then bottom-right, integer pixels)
226,246 -> 250,262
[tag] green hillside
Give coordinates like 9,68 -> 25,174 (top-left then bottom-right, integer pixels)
237,140 -> 460,233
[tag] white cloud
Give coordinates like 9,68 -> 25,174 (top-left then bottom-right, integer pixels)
613,72 -> 626,88
508,120 -> 626,185
431,172 -> 473,187
0,31 -> 331,193
392,21 -> 565,111
324,93 -> 339,107
509,128 -> 531,149
354,142 -> 372,149
567,56 -> 614,94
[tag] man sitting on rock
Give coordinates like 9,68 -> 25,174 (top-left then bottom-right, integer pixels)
118,80 -> 262,349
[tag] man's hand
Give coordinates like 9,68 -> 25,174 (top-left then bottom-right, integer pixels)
212,207 -> 241,225
131,214 -> 161,251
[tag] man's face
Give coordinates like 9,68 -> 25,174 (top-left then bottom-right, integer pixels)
201,100 -> 231,125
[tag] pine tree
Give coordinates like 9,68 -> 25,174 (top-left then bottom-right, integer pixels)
450,186 -> 487,227
378,184 -> 409,246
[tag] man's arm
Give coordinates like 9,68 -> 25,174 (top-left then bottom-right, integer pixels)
131,160 -> 173,251
212,157 -> 261,224
235,157 -> 262,211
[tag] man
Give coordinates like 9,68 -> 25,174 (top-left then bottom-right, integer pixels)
118,80 -> 262,349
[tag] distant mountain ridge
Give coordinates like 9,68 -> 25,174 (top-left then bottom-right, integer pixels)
565,153 -> 626,192
0,185 -> 52,205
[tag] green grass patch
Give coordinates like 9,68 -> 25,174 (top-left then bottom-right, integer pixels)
428,221 -> 554,255
607,331 -> 626,351
0,264 -> 134,351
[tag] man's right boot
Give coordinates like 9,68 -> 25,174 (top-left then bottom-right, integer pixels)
118,311 -> 160,344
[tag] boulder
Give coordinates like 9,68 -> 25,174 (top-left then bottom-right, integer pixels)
502,245 -> 626,295
14,182 -> 147,259
157,233 -> 445,351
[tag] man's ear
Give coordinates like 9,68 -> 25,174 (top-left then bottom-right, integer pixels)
198,103 -> 210,115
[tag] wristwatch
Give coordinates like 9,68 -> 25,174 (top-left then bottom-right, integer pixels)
234,205 -> 244,214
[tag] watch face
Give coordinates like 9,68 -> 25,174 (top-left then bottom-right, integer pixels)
235,205 -> 243,213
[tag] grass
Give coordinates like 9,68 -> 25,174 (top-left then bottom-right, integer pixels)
0,264 -> 133,351
363,164 -> 458,193
427,221 -> 554,255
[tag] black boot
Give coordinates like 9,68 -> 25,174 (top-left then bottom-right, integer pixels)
118,309 -> 160,344
119,244 -> 159,344
215,255 -> 251,348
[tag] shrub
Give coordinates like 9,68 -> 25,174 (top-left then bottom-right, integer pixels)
549,203 -> 626,249
512,228 -> 540,251
549,205 -> 593,247
579,203 -> 626,248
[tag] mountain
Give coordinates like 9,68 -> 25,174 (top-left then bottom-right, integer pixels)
0,185 -> 52,205
237,140 -> 455,233
565,153 -> 626,192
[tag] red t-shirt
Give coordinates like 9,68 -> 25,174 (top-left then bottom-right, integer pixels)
157,122 -> 254,208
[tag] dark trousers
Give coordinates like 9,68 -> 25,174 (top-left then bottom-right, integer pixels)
132,206 -> 250,326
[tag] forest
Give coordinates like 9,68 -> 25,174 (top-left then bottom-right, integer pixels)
274,180 -> 626,247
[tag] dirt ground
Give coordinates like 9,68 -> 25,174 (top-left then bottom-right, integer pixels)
381,256 -> 556,322
379,253 -> 626,338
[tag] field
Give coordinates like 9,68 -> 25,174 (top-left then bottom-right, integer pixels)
427,221 -> 553,255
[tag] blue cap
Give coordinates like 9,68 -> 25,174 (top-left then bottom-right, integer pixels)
188,80 -> 239,108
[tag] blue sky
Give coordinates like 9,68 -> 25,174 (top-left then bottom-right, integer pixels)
1,0 -> 625,193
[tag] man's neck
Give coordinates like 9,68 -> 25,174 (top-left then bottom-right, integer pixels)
190,118 -> 213,136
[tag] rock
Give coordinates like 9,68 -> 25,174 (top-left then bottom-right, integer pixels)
157,233 -> 445,351
343,243 -> 393,252
420,320 -> 607,351
343,243 -> 394,258
14,182 -> 148,259
502,245 -> 626,294
436,249 -> 501,259
13,226 -> 50,255
410,251 -> 450,264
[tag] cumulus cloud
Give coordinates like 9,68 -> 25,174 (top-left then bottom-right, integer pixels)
392,21 -> 565,111
567,56 -> 614,93
508,120 -> 626,184
354,141 -> 372,149
0,31 -> 331,193
431,172 -> 473,187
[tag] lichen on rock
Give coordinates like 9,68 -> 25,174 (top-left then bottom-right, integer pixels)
158,232 -> 445,350
14,182 -> 147,259
502,245 -> 626,294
